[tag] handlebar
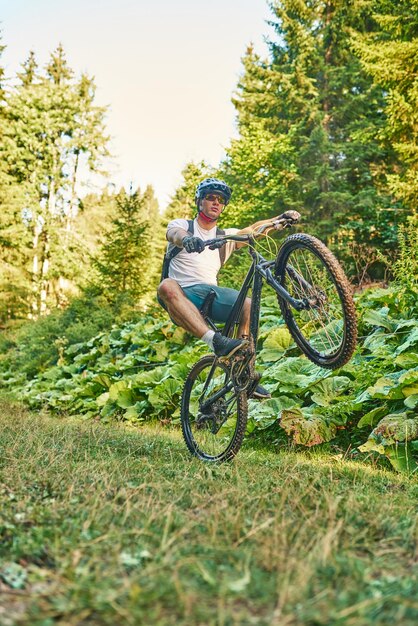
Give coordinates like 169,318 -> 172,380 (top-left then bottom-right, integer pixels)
204,210 -> 301,249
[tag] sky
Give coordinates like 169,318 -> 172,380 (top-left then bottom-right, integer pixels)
1,0 -> 273,209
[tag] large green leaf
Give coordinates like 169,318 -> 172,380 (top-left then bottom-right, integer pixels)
362,307 -> 394,331
398,367 -> 418,386
263,328 -> 293,351
384,444 -> 418,474
123,402 -> 148,421
148,378 -> 180,411
395,328 -> 418,355
310,376 -> 351,406
264,357 -> 325,393
96,392 -> 110,407
280,408 -> 337,447
258,328 -> 293,362
365,372 -> 406,400
373,412 -> 418,443
404,394 -> 418,409
248,396 -> 298,429
362,331 -> 392,354
151,342 -> 169,361
357,406 -> 388,429
115,389 -> 135,409
108,380 -> 129,400
132,366 -> 171,389
108,380 -> 135,409
394,353 -> 418,368
100,401 -> 118,419
360,412 -> 418,458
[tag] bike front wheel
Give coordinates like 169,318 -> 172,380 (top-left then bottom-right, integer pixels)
181,355 -> 248,462
275,234 -> 357,369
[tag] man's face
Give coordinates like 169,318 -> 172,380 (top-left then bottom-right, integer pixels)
200,193 -> 226,220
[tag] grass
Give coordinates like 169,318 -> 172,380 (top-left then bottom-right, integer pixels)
0,401 -> 417,626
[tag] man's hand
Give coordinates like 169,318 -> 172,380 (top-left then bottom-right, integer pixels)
182,236 -> 205,253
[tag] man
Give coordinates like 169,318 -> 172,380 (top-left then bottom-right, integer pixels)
158,177 -> 277,399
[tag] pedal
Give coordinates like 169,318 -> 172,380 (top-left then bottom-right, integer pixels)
217,345 -> 249,365
247,372 -> 261,397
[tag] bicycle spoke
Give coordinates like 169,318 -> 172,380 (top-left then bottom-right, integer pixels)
284,247 -> 345,357
181,356 -> 247,461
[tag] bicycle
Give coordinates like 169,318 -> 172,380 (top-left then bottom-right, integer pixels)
180,210 -> 357,462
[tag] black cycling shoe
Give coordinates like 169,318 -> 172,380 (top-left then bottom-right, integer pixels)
251,384 -> 271,400
213,333 -> 248,359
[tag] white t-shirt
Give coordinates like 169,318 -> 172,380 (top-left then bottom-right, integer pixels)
166,218 -> 239,288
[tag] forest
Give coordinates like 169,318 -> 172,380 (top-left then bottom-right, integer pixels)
0,0 -> 417,475
1,1 -> 418,623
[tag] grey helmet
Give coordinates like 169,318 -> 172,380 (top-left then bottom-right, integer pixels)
195,178 -> 232,207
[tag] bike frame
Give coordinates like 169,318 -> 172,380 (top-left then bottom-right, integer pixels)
204,235 -> 307,353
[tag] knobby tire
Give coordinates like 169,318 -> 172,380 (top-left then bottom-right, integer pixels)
181,355 -> 248,462
275,233 -> 357,369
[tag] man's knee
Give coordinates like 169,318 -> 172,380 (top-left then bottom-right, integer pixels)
158,279 -> 182,303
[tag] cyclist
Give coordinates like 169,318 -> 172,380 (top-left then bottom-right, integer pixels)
158,177 -> 279,399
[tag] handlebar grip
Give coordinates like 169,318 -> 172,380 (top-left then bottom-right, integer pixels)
204,234 -> 251,249
208,241 -> 225,250
204,238 -> 222,248
281,210 -> 301,222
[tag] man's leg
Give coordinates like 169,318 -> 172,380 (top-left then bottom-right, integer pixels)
207,287 -> 270,400
204,285 -> 251,338
158,279 -> 208,337
238,298 -> 251,338
158,279 -> 248,358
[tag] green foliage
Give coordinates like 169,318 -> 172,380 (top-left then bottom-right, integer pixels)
0,295 -> 117,379
351,0 -> 418,208
0,44 -> 110,320
2,272 -> 418,473
93,186 -> 162,304
219,0 -> 416,276
0,34 -> 5,103
384,216 -> 418,312
1,6 -> 418,476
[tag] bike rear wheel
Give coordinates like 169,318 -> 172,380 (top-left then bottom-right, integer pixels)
275,234 -> 357,369
181,355 -> 248,462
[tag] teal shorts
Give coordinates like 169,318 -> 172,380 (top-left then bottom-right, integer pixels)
182,284 -> 239,323
157,283 -> 239,324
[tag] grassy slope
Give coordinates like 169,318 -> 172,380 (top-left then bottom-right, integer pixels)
0,403 -> 417,626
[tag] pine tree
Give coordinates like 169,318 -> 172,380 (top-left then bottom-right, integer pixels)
94,186 -> 162,304
224,0 -> 402,263
0,34 -> 5,103
141,184 -> 165,292
351,0 -> 418,210
17,51 -> 38,87
0,44 -> 110,318
0,36 -> 32,320
220,46 -> 299,226
45,43 -> 73,85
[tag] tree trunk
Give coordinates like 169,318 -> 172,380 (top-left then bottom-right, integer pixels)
67,149 -> 80,234
320,0 -> 334,195
30,216 -> 42,319
39,228 -> 50,315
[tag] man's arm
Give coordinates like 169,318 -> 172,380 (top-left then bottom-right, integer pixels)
166,226 -> 205,253
166,226 -> 190,248
233,216 -> 283,248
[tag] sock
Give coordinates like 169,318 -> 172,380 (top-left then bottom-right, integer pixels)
201,330 -> 215,350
